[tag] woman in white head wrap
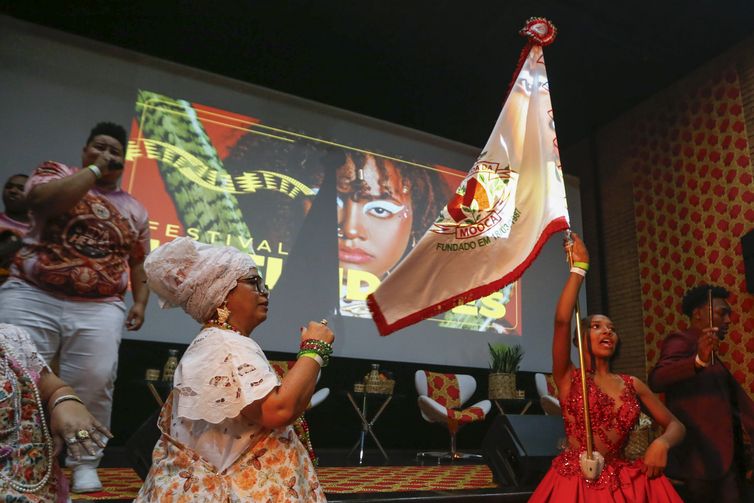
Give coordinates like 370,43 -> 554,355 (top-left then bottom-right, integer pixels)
136,237 -> 332,502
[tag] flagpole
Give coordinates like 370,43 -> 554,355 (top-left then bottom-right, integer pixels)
566,230 -> 603,480
565,231 -> 593,450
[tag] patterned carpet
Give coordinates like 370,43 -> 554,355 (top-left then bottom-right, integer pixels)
316,464 -> 498,493
67,464 -> 498,500
66,468 -> 143,501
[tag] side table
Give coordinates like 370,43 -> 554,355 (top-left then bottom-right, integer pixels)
492,398 -> 533,416
346,391 -> 393,464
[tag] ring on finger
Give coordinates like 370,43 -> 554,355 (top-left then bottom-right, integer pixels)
319,319 -> 328,326
66,437 -> 78,445
76,429 -> 90,441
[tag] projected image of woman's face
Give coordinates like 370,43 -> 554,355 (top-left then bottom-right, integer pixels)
337,154 -> 413,279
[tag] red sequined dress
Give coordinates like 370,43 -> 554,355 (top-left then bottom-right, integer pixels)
529,369 -> 682,502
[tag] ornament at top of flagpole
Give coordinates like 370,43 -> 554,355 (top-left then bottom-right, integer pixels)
520,17 -> 557,46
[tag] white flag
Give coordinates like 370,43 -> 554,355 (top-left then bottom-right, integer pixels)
368,20 -> 569,335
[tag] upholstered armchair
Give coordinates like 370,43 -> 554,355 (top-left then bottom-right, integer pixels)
414,370 -> 491,460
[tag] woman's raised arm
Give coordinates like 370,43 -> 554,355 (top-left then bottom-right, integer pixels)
552,233 -> 589,394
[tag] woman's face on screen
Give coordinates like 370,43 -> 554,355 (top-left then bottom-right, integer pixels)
337,154 -> 413,278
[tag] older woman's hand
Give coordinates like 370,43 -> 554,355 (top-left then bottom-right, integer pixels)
50,400 -> 113,459
300,320 -> 335,345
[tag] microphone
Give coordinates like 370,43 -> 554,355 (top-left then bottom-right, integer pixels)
707,288 -> 716,365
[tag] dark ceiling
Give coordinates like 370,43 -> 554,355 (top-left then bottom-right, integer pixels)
3,1 -> 754,149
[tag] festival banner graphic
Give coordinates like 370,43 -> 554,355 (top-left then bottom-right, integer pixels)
123,89 -> 521,334
367,19 -> 569,336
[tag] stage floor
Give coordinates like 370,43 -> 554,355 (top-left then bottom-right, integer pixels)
318,448 -> 533,502
70,447 -> 534,502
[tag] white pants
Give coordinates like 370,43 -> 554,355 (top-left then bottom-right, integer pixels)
0,279 -> 125,467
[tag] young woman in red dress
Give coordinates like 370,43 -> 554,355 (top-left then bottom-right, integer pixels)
529,233 -> 685,502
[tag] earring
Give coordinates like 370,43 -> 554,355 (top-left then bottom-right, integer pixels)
216,302 -> 231,324
337,227 -> 344,238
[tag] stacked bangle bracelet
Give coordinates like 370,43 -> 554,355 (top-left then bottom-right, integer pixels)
297,339 -> 333,367
51,394 -> 84,411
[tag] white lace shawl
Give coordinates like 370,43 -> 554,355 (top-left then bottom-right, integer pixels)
173,327 -> 280,424
0,324 -> 49,377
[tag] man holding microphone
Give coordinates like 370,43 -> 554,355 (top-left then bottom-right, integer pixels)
650,285 -> 754,502
0,122 -> 151,492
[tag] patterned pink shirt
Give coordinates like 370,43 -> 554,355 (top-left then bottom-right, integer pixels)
0,213 -> 31,237
0,213 -> 31,284
12,161 -> 150,301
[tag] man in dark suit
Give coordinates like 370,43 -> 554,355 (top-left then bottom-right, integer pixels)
649,284 -> 754,503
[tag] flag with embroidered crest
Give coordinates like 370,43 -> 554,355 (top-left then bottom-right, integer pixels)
367,18 -> 570,336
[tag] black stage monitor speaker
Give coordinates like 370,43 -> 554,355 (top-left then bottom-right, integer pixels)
125,409 -> 161,480
742,229 -> 754,294
483,414 -> 565,487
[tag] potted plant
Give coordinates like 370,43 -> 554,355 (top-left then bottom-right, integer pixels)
488,343 -> 524,399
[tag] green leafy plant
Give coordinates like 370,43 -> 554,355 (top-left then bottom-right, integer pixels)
488,343 -> 524,373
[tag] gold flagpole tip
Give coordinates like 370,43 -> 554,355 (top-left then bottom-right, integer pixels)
520,17 -> 557,46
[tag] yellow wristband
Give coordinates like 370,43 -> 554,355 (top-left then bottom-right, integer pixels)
298,352 -> 324,367
572,261 -> 589,271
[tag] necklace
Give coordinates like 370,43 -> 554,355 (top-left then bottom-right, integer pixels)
203,318 -> 243,335
0,343 -> 54,493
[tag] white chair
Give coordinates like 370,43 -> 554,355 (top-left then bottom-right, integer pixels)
415,370 -> 491,461
309,387 -> 330,409
535,372 -> 561,415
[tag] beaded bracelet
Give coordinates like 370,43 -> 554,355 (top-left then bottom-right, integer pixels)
51,394 -> 84,411
298,339 -> 332,367
300,339 -> 333,356
297,349 -> 329,367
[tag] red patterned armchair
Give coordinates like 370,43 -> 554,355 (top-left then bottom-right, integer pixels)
414,370 -> 491,461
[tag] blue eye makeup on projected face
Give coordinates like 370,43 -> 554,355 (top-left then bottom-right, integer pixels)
363,200 -> 404,218
337,196 -> 405,219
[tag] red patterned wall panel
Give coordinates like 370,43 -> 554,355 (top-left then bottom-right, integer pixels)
631,67 -> 754,397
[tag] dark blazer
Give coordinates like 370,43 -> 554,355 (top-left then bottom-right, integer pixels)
649,327 -> 754,480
